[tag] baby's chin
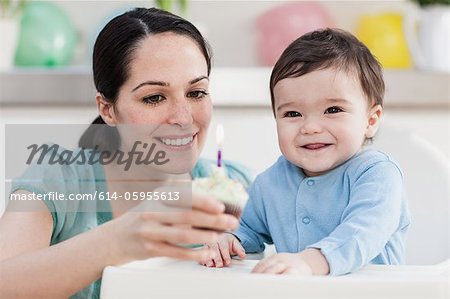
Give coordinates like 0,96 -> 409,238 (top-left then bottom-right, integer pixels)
301,161 -> 347,177
302,169 -> 328,177
296,162 -> 334,177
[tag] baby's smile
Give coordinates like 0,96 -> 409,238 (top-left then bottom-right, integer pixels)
300,143 -> 332,150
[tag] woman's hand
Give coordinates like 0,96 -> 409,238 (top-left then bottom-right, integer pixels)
200,232 -> 246,267
251,249 -> 329,275
103,193 -> 239,265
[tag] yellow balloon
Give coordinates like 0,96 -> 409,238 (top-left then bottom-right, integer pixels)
357,13 -> 412,69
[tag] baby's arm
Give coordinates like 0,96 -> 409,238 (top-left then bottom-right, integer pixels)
306,161 -> 405,275
200,179 -> 273,268
252,161 -> 404,276
233,180 -> 273,253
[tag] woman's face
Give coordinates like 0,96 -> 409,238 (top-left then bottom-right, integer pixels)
106,32 -> 212,174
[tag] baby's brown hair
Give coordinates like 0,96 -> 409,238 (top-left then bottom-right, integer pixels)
270,28 -> 385,117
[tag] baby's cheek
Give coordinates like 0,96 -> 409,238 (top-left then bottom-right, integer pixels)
277,135 -> 291,156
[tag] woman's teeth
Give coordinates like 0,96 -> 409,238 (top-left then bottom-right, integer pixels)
161,136 -> 193,146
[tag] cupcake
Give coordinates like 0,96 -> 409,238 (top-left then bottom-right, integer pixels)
192,166 -> 248,218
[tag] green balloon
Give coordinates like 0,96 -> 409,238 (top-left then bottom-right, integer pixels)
14,2 -> 77,67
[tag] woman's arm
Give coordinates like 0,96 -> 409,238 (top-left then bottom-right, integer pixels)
0,212 -> 113,298
0,191 -> 115,298
0,191 -> 238,298
0,193 -> 53,261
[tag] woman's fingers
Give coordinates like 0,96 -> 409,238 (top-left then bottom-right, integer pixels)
143,223 -> 219,245
156,192 -> 225,215
192,193 -> 225,214
118,194 -> 240,264
146,241 -> 212,262
164,193 -> 225,214
144,210 -> 238,232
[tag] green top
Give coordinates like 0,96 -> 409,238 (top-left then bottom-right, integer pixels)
10,146 -> 253,299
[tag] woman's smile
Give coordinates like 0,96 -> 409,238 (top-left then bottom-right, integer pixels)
155,133 -> 197,151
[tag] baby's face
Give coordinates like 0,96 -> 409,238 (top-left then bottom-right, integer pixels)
273,68 -> 381,177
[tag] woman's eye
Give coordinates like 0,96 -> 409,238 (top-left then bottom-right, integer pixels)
142,94 -> 165,105
325,106 -> 343,114
283,111 -> 301,118
187,90 -> 208,99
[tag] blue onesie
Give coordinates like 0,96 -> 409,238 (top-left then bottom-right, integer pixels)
234,149 -> 411,275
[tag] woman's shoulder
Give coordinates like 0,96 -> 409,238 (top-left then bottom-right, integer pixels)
9,144 -> 103,217
10,144 -> 101,195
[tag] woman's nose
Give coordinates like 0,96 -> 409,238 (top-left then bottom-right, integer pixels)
300,118 -> 323,134
166,98 -> 193,127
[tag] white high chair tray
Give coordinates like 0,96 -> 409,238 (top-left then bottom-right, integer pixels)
101,257 -> 449,299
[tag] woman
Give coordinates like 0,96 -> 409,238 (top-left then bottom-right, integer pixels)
0,8 -> 251,298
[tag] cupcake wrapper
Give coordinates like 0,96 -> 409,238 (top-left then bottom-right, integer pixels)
223,202 -> 242,219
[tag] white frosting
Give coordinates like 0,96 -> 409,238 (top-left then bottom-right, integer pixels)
192,166 -> 248,208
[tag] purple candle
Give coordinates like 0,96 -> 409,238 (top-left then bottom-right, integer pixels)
216,124 -> 224,167
217,149 -> 222,167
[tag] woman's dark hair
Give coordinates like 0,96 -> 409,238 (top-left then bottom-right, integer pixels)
79,7 -> 212,149
270,28 -> 385,117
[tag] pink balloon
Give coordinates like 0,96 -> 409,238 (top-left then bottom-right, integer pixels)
257,2 -> 335,66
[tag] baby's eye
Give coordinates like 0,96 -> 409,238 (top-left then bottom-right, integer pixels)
283,111 -> 301,118
187,90 -> 208,100
142,94 -> 166,105
325,106 -> 343,114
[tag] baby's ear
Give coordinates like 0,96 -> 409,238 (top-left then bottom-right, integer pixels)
365,104 -> 382,138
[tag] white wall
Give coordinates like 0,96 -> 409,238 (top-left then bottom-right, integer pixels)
1,106 -> 448,175
56,0 -> 418,67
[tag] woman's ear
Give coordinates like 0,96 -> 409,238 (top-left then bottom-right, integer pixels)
365,104 -> 382,138
96,92 -> 116,126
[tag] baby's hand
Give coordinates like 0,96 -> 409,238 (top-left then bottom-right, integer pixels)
252,253 -> 313,275
200,233 -> 246,267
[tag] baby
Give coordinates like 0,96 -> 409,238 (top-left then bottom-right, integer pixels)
201,28 -> 411,275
